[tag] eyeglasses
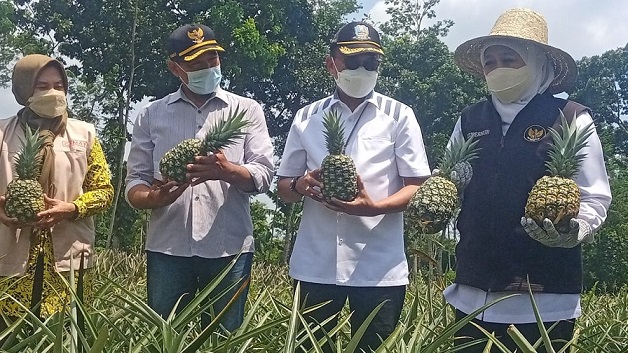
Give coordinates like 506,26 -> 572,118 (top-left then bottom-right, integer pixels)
343,54 -> 382,71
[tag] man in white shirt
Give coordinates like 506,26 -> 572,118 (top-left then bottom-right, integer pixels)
277,21 -> 431,352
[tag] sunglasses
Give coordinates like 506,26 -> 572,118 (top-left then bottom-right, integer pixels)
343,54 -> 382,71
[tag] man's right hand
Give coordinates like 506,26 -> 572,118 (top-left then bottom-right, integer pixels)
0,195 -> 23,228
128,181 -> 189,209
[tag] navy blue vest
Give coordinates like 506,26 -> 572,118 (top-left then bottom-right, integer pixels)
454,93 -> 588,294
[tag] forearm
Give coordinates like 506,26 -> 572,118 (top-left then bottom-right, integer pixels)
223,164 -> 258,193
277,177 -> 303,203
73,185 -> 114,218
127,184 -> 155,210
372,184 -> 420,215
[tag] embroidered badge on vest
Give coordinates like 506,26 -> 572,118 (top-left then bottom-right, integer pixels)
524,125 -> 546,142
466,129 -> 490,140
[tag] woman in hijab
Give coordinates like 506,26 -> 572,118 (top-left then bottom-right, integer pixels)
0,54 -> 113,322
443,8 -> 612,352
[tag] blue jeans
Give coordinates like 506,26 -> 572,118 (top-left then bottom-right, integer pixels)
146,251 -> 253,332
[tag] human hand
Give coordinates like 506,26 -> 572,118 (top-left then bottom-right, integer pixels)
324,175 -> 379,216
146,180 -> 189,208
0,195 -> 23,229
521,217 -> 593,248
186,151 -> 233,186
34,195 -> 79,228
295,169 -> 324,202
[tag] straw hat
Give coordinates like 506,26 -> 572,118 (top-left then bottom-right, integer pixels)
454,8 -> 577,93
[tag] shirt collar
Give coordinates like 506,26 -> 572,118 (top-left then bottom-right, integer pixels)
330,90 -> 380,111
166,86 -> 230,107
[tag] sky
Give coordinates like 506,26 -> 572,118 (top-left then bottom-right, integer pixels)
1,0 -> 627,118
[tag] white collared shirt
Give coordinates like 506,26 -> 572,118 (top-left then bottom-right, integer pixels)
125,87 -> 274,258
277,91 -> 431,286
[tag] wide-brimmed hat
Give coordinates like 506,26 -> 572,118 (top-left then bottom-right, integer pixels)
454,8 -> 577,93
167,24 -> 225,62
330,21 -> 384,56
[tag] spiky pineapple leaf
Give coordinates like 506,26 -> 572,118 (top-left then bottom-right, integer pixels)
13,126 -> 44,180
322,109 -> 346,155
438,135 -> 480,176
200,105 -> 250,154
545,111 -> 594,179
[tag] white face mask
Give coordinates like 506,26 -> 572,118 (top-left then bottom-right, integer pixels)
27,89 -> 67,118
332,59 -> 378,98
485,66 -> 531,104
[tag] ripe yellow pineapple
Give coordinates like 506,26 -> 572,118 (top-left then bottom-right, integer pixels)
5,126 -> 46,223
406,136 -> 480,234
524,112 -> 594,231
159,106 -> 249,183
320,109 -> 358,202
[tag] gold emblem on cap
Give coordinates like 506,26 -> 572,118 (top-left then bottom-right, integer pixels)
353,24 -> 370,40
187,27 -> 205,44
524,125 -> 546,142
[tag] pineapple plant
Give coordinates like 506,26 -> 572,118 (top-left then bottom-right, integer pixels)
524,112 -> 594,232
159,106 -> 249,183
5,126 -> 46,223
320,109 -> 358,202
406,136 -> 480,234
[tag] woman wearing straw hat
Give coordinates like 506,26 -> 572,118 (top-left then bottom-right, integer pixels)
444,8 -> 612,352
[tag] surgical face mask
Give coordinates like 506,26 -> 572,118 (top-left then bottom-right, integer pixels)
333,59 -> 378,98
27,89 -> 67,118
177,63 -> 222,95
485,66 -> 531,103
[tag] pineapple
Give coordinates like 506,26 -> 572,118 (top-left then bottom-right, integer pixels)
320,109 -> 358,202
406,136 -> 480,234
159,106 -> 249,183
524,112 -> 594,232
5,126 -> 46,223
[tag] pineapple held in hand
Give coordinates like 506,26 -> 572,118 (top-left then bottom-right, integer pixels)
525,112 -> 594,232
407,136 -> 480,234
5,126 -> 46,223
320,109 -> 358,202
159,106 -> 249,183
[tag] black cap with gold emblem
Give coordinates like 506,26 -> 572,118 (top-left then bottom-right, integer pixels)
167,24 -> 225,62
330,21 -> 384,56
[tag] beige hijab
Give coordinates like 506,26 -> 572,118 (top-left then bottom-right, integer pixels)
11,54 -> 69,197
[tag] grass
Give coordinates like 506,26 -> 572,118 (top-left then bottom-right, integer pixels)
0,249 -> 627,352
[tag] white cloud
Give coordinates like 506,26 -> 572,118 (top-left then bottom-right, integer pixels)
366,0 -> 628,60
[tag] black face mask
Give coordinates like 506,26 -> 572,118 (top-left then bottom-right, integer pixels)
343,54 -> 381,71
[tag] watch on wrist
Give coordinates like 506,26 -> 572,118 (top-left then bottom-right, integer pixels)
289,176 -> 302,193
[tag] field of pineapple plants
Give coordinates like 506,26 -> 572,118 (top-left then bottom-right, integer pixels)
1,249 -> 627,352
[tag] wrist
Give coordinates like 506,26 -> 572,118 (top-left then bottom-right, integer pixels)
290,176 -> 303,195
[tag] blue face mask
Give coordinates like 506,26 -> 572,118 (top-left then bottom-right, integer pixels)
178,64 -> 222,95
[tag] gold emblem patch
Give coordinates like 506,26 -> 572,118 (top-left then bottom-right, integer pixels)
187,27 -> 205,43
524,125 -> 546,142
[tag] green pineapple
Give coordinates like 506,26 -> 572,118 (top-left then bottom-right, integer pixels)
406,136 -> 480,234
525,112 -> 594,231
320,109 -> 358,202
5,126 -> 46,223
159,106 -> 249,183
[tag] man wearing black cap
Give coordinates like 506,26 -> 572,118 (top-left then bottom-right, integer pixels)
125,24 -> 274,331
276,22 -> 431,351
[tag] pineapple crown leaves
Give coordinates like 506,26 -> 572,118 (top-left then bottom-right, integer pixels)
322,109 -> 347,155
438,135 -> 481,176
545,110 -> 595,179
14,126 -> 45,180
200,105 -> 250,154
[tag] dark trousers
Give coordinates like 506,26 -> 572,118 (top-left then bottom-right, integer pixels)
454,309 -> 575,352
295,280 -> 406,353
146,251 -> 253,332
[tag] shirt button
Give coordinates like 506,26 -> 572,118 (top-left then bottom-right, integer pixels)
197,125 -> 202,129
338,238 -> 343,246
197,110 -> 202,114
195,196 -> 200,201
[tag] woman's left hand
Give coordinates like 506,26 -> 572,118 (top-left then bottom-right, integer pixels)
34,195 -> 79,229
